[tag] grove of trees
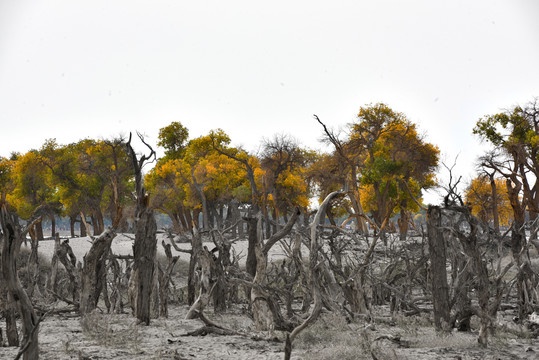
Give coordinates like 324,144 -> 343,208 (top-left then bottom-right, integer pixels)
0,101 -> 538,359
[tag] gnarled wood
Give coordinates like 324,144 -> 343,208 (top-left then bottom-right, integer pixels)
427,206 -> 451,332
1,206 -> 43,359
286,191 -> 343,360
80,228 -> 116,314
126,132 -> 158,325
185,231 -> 214,319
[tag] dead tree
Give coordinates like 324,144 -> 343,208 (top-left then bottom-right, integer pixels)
0,205 -> 46,359
56,239 -> 79,303
126,132 -> 157,325
165,231 -> 195,304
209,221 -> 238,312
210,138 -> 261,279
185,250 -> 213,319
46,233 -> 61,296
0,238 -> 19,346
158,241 -> 179,317
249,208 -> 300,330
427,205 -> 451,332
315,115 -> 369,234
285,191 -> 343,360
108,253 -> 127,314
446,206 -> 517,346
80,228 -> 116,314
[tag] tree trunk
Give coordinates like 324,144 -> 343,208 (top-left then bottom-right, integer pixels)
163,208 -> 183,234
159,242 -> 179,318
427,206 -> 450,332
126,133 -> 158,325
251,215 -> 273,330
349,167 -> 368,234
1,207 -> 40,359
287,192 -> 343,358
452,255 -> 472,332
192,171 -> 209,231
505,179 -> 532,320
489,176 -> 500,234
28,231 -> 42,298
50,214 -> 56,238
47,233 -> 60,295
398,208 -> 408,241
184,210 -> 194,232
34,219 -> 44,240
186,228 -> 213,319
57,240 -> 79,303
244,216 -> 258,279
451,207 -> 493,346
0,251 -> 19,346
80,213 -> 89,237
187,246 -> 196,305
70,216 -> 76,238
132,208 -> 157,325
5,292 -> 19,346
94,210 -> 105,236
177,205 -> 189,232
80,228 -> 116,314
212,237 -> 230,313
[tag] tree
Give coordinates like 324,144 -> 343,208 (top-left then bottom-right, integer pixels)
80,228 -> 117,314
126,133 -> 157,325
350,104 -> 439,236
211,132 -> 264,277
0,155 -> 15,206
260,134 -> 311,233
7,151 -> 55,240
149,121 -> 193,232
157,121 -> 189,161
474,98 -> 539,319
315,115 -> 369,233
1,206 -> 47,359
465,176 -> 512,229
146,159 -> 193,233
315,105 -> 439,238
39,138 -> 133,236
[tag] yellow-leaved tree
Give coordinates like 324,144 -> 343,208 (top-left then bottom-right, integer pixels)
465,176 -> 512,230
351,103 -> 439,239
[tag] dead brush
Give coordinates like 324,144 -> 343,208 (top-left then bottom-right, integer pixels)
80,311 -> 140,349
295,312 -> 382,360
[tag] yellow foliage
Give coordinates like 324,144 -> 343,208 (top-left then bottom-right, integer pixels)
465,177 -> 513,227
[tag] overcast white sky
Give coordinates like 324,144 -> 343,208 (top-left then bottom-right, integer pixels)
1,0 -> 539,203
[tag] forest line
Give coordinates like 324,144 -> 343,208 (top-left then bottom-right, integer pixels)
1,100 -> 527,237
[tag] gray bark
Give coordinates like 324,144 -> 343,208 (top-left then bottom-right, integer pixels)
80,228 -> 116,314
427,206 -> 451,332
1,207 -> 42,359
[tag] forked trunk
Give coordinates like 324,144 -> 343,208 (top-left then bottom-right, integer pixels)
80,228 -> 116,314
1,207 -> 40,359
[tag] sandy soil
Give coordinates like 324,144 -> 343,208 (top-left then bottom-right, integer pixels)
1,305 -> 288,359
1,234 -> 538,359
24,233 -> 296,268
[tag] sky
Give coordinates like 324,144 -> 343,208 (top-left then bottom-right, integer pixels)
1,0 -> 539,204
